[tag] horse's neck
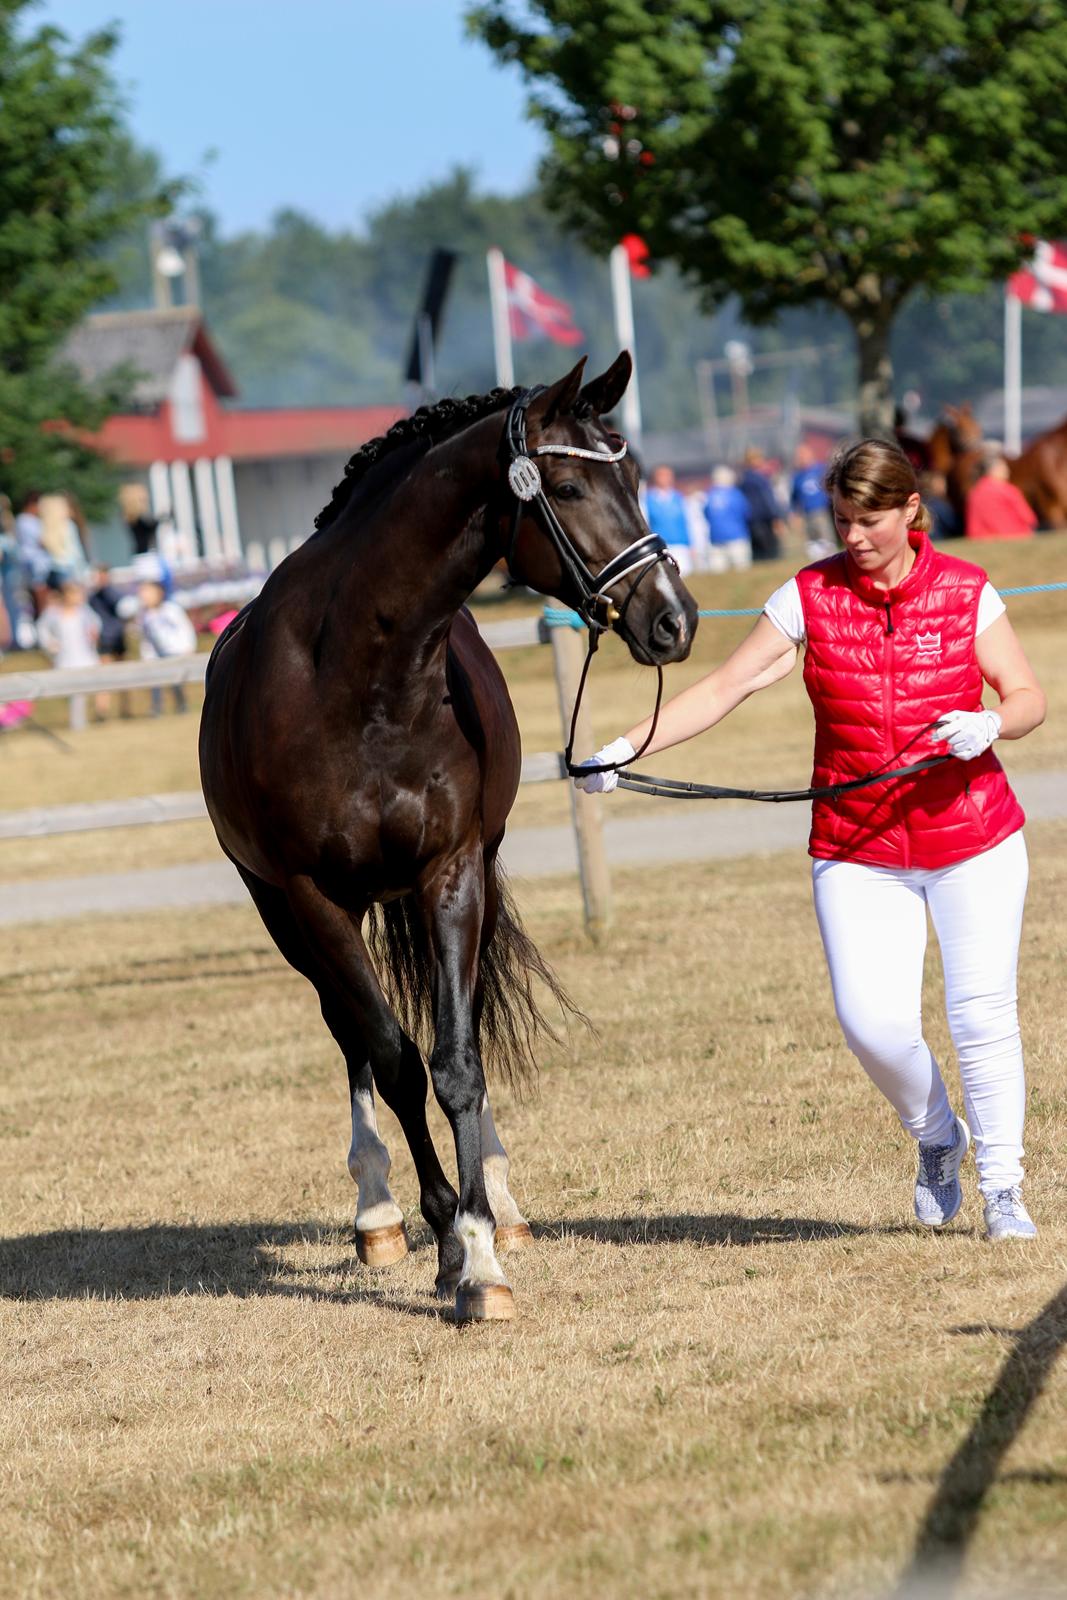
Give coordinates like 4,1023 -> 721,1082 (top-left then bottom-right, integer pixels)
325,411 -> 504,678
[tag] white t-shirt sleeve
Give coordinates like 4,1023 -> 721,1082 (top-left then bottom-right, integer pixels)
762,576 -> 806,643
763,576 -> 1005,644
976,581 -> 1006,635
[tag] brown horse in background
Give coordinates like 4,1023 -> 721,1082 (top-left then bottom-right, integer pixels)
927,404 -> 985,520
1008,419 -> 1067,526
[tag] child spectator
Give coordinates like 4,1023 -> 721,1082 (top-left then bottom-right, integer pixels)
139,578 -> 196,715
89,565 -> 133,719
37,577 -> 100,730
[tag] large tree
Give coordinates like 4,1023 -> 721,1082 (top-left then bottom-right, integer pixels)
469,0 -> 1067,434
0,4 -> 175,512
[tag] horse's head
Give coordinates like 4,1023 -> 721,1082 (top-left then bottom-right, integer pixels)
498,354 -> 698,666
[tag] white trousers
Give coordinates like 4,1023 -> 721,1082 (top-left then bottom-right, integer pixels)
812,831 -> 1029,1195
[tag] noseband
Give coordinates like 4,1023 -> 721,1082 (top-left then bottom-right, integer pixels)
501,387 -> 674,635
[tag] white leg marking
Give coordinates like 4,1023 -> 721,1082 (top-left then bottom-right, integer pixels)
348,1088 -> 403,1233
480,1093 -> 527,1229
455,1211 -> 509,1289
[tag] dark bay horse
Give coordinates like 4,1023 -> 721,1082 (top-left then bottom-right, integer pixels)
199,354 -> 697,1321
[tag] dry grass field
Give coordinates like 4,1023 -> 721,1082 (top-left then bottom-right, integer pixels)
3,824 -> 1067,1600
2,533 -> 1065,1597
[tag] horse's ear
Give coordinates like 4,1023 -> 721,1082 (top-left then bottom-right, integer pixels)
580,350 -> 633,417
527,357 -> 587,429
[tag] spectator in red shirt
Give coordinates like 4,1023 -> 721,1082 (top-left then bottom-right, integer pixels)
966,455 -> 1037,541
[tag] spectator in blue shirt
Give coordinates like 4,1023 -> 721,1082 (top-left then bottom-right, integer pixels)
790,444 -> 837,558
739,446 -> 785,562
645,465 -> 694,574
704,466 -> 752,572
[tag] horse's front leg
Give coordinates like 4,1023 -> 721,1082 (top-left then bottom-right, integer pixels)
422,850 -> 513,1322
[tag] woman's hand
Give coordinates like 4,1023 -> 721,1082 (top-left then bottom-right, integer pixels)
573,736 -> 635,794
936,709 -> 1001,761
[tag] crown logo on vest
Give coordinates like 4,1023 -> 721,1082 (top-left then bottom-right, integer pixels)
915,629 -> 942,660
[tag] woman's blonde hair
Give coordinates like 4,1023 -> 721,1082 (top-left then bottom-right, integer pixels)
38,493 -> 75,559
824,438 -> 932,533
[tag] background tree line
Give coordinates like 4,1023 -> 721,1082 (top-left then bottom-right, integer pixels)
104,165 -> 1067,437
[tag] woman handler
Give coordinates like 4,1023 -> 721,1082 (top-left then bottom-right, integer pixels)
577,439 -> 1046,1240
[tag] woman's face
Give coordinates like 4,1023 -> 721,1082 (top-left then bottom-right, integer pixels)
832,492 -> 919,574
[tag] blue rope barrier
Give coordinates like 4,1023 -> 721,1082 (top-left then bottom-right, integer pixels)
542,581 -> 1066,628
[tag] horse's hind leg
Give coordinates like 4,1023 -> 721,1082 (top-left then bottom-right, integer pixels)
480,1093 -> 533,1251
477,866 -> 532,1252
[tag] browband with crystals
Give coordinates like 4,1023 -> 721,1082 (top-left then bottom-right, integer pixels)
531,440 -> 628,463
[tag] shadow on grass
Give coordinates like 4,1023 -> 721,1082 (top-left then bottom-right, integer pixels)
551,1213 -> 914,1247
0,1219 -> 450,1321
0,945 -> 283,996
891,1279 -> 1067,1598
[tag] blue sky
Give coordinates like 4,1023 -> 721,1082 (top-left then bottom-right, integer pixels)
37,0 -> 545,234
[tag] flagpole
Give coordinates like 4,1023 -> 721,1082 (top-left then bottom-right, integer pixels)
609,243 -> 643,451
1004,285 -> 1022,456
486,248 -> 515,389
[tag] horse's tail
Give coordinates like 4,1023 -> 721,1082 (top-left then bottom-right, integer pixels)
365,864 -> 587,1096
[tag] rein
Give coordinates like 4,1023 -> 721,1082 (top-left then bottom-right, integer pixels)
562,634 -> 951,803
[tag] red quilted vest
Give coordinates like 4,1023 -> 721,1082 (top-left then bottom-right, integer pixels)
797,531 -> 1025,869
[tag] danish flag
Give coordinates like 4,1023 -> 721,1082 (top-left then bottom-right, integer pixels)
1008,240 -> 1067,313
502,258 -> 583,345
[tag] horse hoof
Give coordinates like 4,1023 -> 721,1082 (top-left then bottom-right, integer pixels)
455,1282 -> 515,1323
355,1222 -> 409,1268
495,1222 -> 535,1252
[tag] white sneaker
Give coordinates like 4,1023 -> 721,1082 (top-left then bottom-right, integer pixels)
914,1116 -> 970,1227
984,1187 -> 1037,1241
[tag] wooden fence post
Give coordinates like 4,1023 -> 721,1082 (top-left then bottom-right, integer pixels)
549,620 -> 612,939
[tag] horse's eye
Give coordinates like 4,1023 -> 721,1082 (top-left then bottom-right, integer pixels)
553,482 -> 582,501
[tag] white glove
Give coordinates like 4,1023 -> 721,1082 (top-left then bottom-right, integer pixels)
936,709 -> 1001,761
573,736 -> 636,794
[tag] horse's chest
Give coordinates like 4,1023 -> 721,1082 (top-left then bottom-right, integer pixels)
320,759 -> 473,889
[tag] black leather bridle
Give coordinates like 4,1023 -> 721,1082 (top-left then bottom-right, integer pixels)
501,387 -> 674,635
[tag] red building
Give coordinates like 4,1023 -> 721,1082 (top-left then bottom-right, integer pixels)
64,307 -> 404,569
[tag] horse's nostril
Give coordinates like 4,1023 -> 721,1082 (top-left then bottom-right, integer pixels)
652,607 -> 682,643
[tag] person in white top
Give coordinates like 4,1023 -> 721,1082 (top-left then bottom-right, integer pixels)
37,578 -> 100,730
139,578 -> 197,715
575,437 -> 1046,1242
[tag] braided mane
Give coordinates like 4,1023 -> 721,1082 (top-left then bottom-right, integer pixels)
314,385 -> 525,534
